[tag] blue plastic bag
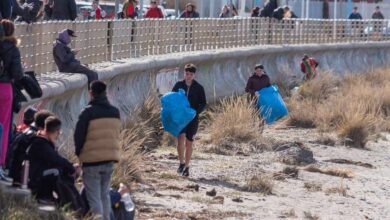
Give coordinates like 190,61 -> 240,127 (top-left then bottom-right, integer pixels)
257,85 -> 288,124
161,89 -> 196,137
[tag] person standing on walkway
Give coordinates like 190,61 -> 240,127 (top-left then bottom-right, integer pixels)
45,0 -> 77,21
53,29 -> 98,88
180,3 -> 199,18
74,80 -> 121,220
144,1 -> 164,19
172,64 -> 206,177
300,54 -> 319,80
245,64 -> 271,99
0,19 -> 24,180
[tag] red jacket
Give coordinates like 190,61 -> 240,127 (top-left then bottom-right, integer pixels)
300,58 -> 319,74
145,8 -> 163,18
95,8 -> 101,19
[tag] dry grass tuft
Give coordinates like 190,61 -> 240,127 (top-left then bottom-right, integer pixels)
0,188 -> 77,220
298,72 -> 340,102
303,211 -> 320,220
111,125 -> 147,186
316,134 -> 337,146
208,96 -> 264,145
325,179 -> 347,197
281,208 -> 297,218
303,165 -> 354,178
243,174 -> 274,194
282,166 -> 299,178
288,70 -> 390,148
304,182 -> 322,192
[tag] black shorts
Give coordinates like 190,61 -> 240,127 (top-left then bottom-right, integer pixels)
180,117 -> 199,142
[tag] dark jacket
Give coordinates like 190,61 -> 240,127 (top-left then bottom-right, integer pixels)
245,73 -> 271,97
260,0 -> 277,18
74,96 -> 121,166
180,11 -> 199,18
0,40 -> 24,83
272,7 -> 284,20
27,135 -> 75,190
172,80 -> 207,116
48,0 -> 77,21
12,0 -> 41,23
53,35 -> 80,72
0,0 -> 13,19
348,12 -> 362,20
372,12 -> 384,19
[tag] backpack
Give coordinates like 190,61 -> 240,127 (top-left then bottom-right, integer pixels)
9,127 -> 37,186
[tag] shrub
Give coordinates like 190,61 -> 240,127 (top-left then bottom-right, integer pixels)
208,96 -> 264,145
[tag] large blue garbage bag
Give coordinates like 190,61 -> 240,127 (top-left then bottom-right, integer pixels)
161,89 -> 196,137
257,85 -> 288,124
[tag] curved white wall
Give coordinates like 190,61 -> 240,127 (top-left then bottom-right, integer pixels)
21,42 -> 390,137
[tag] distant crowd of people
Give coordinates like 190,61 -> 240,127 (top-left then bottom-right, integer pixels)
0,0 -> 387,23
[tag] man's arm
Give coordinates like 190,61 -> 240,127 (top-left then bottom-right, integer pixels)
245,79 -> 255,96
196,86 -> 207,114
34,144 -> 75,174
54,44 -> 76,64
172,82 -> 180,92
74,109 -> 90,156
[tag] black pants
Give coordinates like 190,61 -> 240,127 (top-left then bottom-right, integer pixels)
67,65 -> 98,88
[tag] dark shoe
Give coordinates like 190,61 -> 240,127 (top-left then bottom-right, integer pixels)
182,167 -> 189,177
177,163 -> 185,174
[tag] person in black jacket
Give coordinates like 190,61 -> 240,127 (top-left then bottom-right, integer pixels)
12,0 -> 42,23
27,116 -> 76,202
172,63 -> 206,177
44,0 -> 77,21
0,0 -> 13,19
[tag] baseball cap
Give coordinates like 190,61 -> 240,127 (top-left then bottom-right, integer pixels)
67,29 -> 77,37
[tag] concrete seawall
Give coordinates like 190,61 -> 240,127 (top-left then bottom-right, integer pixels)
23,42 -> 390,137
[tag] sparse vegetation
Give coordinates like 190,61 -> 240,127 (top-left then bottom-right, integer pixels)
325,179 -> 347,197
243,174 -> 274,195
282,166 -> 299,178
281,208 -> 297,218
288,70 -> 390,148
208,96 -> 264,145
304,182 -> 322,192
304,211 -> 320,220
303,165 -> 354,178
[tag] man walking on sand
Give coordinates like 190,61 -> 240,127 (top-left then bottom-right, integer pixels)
172,64 -> 206,177
74,80 -> 121,220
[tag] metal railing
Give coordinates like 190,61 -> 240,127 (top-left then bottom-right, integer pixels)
14,18 -> 390,75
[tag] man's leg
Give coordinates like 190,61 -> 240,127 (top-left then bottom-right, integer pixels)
83,166 -> 103,220
182,118 -> 199,177
177,134 -> 186,173
100,163 -> 114,220
184,139 -> 193,167
71,65 -> 99,87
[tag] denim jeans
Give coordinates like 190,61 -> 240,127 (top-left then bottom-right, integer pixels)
82,162 -> 114,220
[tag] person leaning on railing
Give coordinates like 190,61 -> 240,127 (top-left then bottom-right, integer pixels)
121,0 -> 138,19
180,3 -> 199,18
144,1 -> 164,19
11,0 -> 42,23
43,0 -> 77,21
